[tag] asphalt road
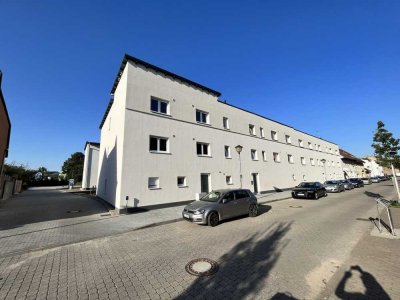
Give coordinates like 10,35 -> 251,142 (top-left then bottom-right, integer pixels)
0,182 -> 396,299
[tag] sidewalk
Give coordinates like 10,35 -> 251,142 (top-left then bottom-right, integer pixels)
320,207 -> 400,299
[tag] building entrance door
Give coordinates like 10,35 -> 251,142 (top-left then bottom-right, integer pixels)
252,173 -> 259,194
201,174 -> 210,193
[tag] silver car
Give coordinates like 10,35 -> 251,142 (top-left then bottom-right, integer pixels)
182,189 -> 258,227
362,178 -> 372,185
339,180 -> 354,190
324,180 -> 345,193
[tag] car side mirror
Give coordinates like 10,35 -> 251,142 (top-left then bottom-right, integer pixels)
222,198 -> 228,204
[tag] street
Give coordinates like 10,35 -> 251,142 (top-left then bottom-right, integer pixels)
0,182 -> 397,299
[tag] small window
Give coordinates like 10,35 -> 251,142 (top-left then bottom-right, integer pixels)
308,142 -> 312,149
303,175 -> 306,181
223,117 -> 229,129
224,146 -> 231,158
196,110 -> 209,124
151,97 -> 169,114
271,131 -> 278,141
251,149 -> 258,160
177,176 -> 186,187
318,145 -> 322,152
148,177 -> 159,189
292,174 -> 296,181
249,124 -> 255,135
301,157 -> 306,165
288,154 -> 294,164
299,139 -> 303,147
273,152 -> 280,163
226,176 -> 233,185
310,158 -> 315,166
285,135 -> 291,144
149,136 -> 169,153
262,151 -> 267,161
260,127 -> 265,138
197,142 -> 210,156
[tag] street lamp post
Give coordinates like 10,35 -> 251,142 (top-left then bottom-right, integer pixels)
389,151 -> 400,202
321,159 -> 327,181
235,145 -> 243,188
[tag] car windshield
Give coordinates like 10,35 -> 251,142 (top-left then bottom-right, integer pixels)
200,191 -> 222,202
297,182 -> 316,188
325,181 -> 337,184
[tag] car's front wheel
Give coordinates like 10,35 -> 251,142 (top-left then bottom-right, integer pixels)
208,212 -> 219,227
249,204 -> 258,217
314,192 -> 319,200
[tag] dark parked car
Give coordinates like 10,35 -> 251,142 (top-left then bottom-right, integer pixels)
349,178 -> 364,188
292,182 -> 327,199
182,189 -> 258,227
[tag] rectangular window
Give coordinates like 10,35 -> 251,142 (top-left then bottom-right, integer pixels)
273,152 -> 280,162
177,176 -> 186,187
148,177 -> 159,189
308,142 -> 312,149
271,131 -> 278,141
251,149 -> 258,160
149,136 -> 168,153
196,110 -> 209,124
150,97 -> 169,114
260,127 -> 265,138
285,135 -> 291,144
288,154 -> 294,164
197,142 -> 210,156
226,176 -> 233,185
299,139 -> 303,147
249,124 -> 255,135
301,157 -> 306,165
223,117 -> 229,129
318,145 -> 321,151
224,146 -> 231,158
262,151 -> 267,161
310,158 -> 315,166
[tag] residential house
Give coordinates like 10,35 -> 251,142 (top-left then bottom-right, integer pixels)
0,71 -> 11,199
339,149 -> 364,178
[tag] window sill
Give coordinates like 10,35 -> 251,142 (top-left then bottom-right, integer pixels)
226,183 -> 233,185
151,111 -> 172,117
178,186 -> 188,188
225,157 -> 232,159
274,161 -> 281,163
148,187 -> 161,190
197,155 -> 212,158
149,151 -> 172,155
196,122 -> 211,126
252,159 -> 259,161
223,128 -> 230,131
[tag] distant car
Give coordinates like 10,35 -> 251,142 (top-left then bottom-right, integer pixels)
182,189 -> 258,227
361,178 -> 372,185
324,180 -> 345,193
339,179 -> 354,190
349,178 -> 364,188
371,177 -> 380,183
378,176 -> 388,181
292,182 -> 327,199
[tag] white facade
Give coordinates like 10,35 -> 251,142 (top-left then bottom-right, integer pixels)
82,142 -> 100,190
363,158 -> 384,177
97,55 -> 343,210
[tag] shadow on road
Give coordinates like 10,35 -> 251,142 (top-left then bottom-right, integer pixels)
176,222 -> 292,299
335,265 -> 390,300
364,191 -> 383,199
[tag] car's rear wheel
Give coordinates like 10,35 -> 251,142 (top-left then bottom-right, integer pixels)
249,204 -> 258,217
208,212 -> 219,227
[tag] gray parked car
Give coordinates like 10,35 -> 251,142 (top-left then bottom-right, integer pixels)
339,179 -> 354,190
324,180 -> 345,193
182,189 -> 258,227
361,178 -> 372,185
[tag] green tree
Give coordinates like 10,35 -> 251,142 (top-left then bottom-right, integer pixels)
371,121 -> 400,169
4,162 -> 37,183
37,166 -> 48,180
62,152 -> 84,182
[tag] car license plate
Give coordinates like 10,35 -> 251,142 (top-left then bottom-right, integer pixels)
183,213 -> 189,218
297,193 -> 304,196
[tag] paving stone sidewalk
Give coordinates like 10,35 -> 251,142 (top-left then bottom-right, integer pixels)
320,206 -> 400,300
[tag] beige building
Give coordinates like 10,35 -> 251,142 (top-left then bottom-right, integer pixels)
339,149 -> 364,178
96,54 -> 343,210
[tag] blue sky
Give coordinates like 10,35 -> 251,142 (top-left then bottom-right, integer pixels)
1,0 -> 399,171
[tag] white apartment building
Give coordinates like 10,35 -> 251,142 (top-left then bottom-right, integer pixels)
96,54 -> 343,210
363,157 -> 384,177
82,142 -> 100,190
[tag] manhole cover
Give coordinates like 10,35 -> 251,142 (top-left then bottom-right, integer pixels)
185,258 -> 218,277
67,210 -> 82,214
289,206 -> 302,208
